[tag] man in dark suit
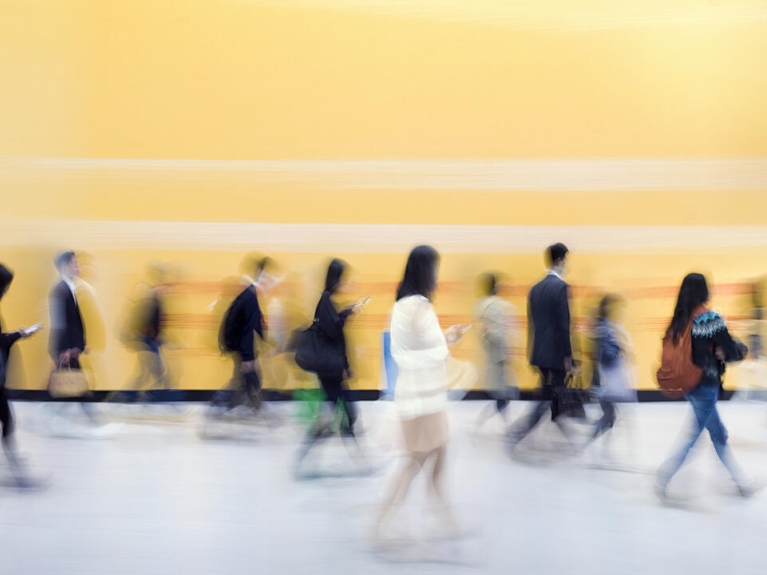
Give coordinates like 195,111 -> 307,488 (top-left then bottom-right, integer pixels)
48,251 -> 100,425
508,243 -> 576,451
50,251 -> 86,369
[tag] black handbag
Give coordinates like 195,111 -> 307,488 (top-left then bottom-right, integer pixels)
294,322 -> 345,375
555,373 -> 590,420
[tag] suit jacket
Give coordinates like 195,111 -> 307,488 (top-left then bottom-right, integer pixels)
224,286 -> 265,362
49,280 -> 86,361
527,273 -> 572,371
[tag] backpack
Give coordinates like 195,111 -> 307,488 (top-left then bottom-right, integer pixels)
656,307 -> 705,396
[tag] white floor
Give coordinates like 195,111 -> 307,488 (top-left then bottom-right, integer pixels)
3,399 -> 767,575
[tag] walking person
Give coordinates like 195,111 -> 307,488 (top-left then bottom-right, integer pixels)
655,273 -> 757,500
374,246 -> 468,543
507,243 -> 579,455
114,262 -> 171,403
0,264 -> 42,487
213,256 -> 270,416
295,259 -> 369,471
584,294 -> 637,465
473,272 -> 518,429
48,251 -> 100,427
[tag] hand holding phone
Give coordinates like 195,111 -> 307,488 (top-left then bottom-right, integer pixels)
352,296 -> 371,313
21,324 -> 42,337
446,324 -> 471,343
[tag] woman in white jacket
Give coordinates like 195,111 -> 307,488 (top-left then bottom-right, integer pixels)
374,245 -> 467,540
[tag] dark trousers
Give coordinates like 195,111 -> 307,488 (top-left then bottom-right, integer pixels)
318,373 -> 357,434
225,355 -> 262,410
0,387 -> 14,442
508,368 -> 571,444
592,400 -> 617,440
297,372 -> 358,464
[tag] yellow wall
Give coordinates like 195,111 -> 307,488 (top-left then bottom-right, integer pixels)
1,0 -> 766,392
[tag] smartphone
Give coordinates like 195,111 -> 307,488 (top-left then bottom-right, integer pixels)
23,324 -> 42,336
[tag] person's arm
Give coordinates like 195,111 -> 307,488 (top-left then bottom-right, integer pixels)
711,315 -> 748,363
316,292 -> 349,343
526,297 -> 534,363
253,292 -> 265,342
0,331 -> 22,350
49,288 -> 63,361
557,283 -> 573,369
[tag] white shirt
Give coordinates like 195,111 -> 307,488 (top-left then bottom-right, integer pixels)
547,269 -> 564,281
390,295 -> 450,420
62,276 -> 78,305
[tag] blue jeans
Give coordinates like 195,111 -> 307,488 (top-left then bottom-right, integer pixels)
658,383 -> 743,486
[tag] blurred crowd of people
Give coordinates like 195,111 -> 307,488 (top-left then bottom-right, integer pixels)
1,242 -> 764,535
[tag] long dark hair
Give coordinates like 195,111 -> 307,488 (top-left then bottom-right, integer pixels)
667,273 -> 709,343
0,264 -> 13,300
396,245 -> 440,301
324,259 -> 348,293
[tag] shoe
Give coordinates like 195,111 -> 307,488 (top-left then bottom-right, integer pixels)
738,479 -> 767,498
11,475 -> 48,491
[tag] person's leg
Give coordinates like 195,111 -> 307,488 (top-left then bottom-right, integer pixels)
591,399 -> 617,441
242,368 -> 262,411
1,388 -> 17,459
656,385 -> 715,494
704,402 -> 748,490
137,339 -> 165,401
66,357 -> 99,425
549,369 -> 578,445
226,355 -> 245,410
339,380 -> 357,435
296,375 -> 340,464
133,350 -> 156,402
375,451 -> 428,538
494,361 -> 511,418
1,389 -> 31,484
507,369 -> 552,445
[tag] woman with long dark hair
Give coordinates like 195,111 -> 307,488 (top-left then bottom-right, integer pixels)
0,264 -> 41,487
655,273 -> 754,499
374,246 -> 467,542
295,259 -> 368,468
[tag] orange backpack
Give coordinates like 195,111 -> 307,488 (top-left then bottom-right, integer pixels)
656,306 -> 706,397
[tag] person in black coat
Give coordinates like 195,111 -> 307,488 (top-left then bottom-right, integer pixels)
0,264 -> 41,486
48,251 -> 100,425
213,257 -> 269,413
295,259 -> 368,469
508,243 -> 577,452
49,251 -> 86,369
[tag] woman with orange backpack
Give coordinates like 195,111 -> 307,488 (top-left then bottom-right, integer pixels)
655,273 -> 754,500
